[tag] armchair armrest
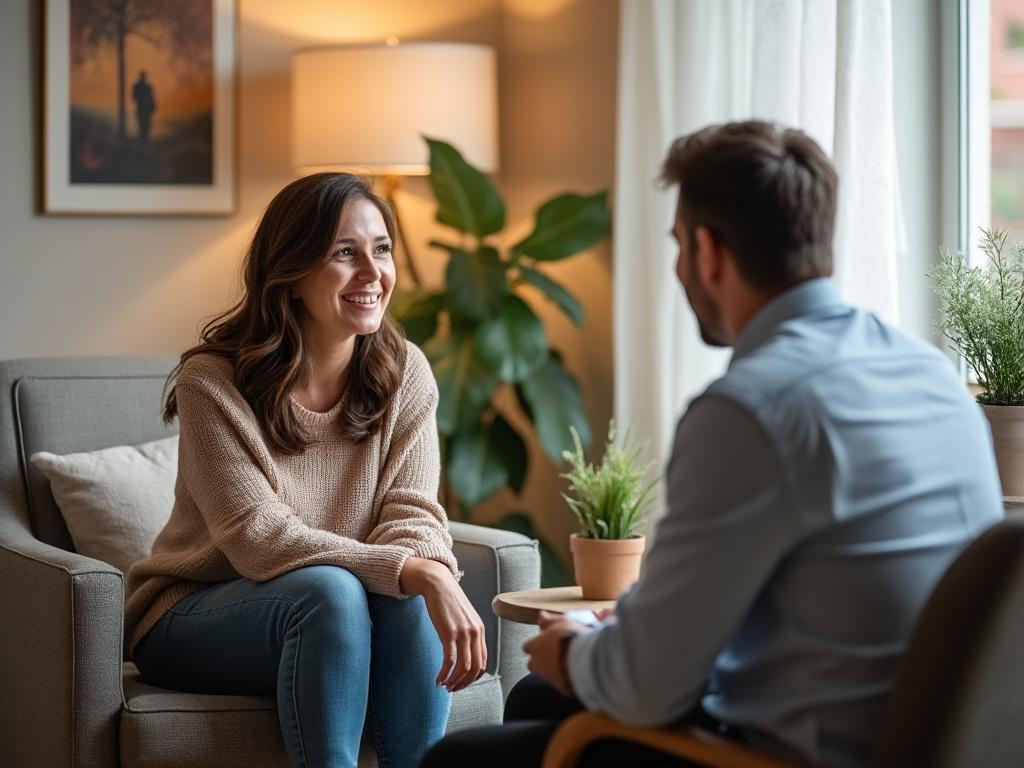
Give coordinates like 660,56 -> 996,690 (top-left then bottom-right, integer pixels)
450,521 -> 541,700
542,712 -> 803,768
0,517 -> 124,768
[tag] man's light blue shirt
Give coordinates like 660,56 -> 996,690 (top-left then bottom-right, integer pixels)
568,278 -> 1004,767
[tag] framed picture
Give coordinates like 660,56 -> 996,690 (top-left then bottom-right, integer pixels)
43,0 -> 236,215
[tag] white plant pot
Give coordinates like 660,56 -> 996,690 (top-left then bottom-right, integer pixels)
982,405 -> 1024,498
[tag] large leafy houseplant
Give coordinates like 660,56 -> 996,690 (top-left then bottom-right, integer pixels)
394,138 -> 612,583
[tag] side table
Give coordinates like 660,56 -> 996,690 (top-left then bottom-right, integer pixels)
491,586 -> 615,625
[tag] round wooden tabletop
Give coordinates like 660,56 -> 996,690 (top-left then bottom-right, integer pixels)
491,586 -> 616,625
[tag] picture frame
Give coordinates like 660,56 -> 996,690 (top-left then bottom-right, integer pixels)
43,0 -> 236,215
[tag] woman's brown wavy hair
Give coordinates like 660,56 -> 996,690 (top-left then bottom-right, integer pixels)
163,172 -> 407,454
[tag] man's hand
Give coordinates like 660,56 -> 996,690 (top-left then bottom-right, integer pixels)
400,557 -> 488,693
522,610 -> 593,697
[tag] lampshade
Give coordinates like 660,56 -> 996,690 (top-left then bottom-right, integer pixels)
292,42 -> 499,175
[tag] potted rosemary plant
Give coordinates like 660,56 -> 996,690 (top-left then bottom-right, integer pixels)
929,228 -> 1024,497
561,422 -> 657,599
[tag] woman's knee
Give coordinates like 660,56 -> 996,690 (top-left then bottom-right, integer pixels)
271,565 -> 370,635
367,591 -> 432,635
366,593 -> 443,675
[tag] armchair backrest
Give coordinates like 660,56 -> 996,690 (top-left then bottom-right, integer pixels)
873,515 -> 1024,767
0,357 -> 178,551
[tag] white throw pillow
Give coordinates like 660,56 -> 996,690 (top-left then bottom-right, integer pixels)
30,435 -> 178,574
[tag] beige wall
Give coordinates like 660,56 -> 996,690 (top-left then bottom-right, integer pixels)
0,0 -> 618,559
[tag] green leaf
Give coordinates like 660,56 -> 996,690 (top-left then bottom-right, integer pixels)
519,355 -> 591,462
447,424 -> 507,508
441,245 -> 508,321
514,383 -> 534,421
475,296 -> 548,382
490,414 -> 528,494
513,191 -> 611,262
426,137 -> 505,238
426,334 -> 498,434
518,265 -> 585,326
393,291 -> 446,346
444,414 -> 528,509
492,512 -> 571,588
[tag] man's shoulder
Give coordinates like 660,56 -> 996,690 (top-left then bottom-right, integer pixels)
710,309 -> 949,411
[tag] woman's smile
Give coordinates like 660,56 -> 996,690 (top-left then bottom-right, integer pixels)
341,291 -> 382,307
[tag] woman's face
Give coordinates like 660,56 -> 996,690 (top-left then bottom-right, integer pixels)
294,196 -> 396,346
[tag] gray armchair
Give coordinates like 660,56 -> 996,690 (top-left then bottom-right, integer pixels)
0,357 -> 540,768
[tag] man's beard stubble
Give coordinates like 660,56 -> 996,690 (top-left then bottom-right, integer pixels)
683,279 -> 729,348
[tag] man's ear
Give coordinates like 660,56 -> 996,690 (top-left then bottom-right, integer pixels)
694,226 -> 725,286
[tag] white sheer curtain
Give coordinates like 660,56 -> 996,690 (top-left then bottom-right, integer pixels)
614,0 -> 904,522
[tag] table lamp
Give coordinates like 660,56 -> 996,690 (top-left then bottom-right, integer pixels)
292,41 -> 499,287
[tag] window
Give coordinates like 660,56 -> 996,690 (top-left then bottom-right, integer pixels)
954,0 -> 1024,259
991,1 -> 1024,245
942,0 -> 1024,382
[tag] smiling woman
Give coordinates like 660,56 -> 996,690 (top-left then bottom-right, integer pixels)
123,172 -> 485,768
291,196 -> 398,411
166,173 -> 406,450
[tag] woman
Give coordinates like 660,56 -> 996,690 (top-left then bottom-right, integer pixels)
124,173 -> 486,768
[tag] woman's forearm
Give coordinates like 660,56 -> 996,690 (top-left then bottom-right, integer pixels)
399,556 -> 453,596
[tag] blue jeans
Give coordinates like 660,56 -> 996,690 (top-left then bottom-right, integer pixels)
133,565 -> 451,768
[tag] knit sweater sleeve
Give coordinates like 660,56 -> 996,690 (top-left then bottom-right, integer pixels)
365,343 -> 460,580
174,357 -> 413,596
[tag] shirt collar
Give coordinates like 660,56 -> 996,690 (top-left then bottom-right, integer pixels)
732,278 -> 846,360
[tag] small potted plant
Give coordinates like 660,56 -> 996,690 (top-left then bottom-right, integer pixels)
561,422 -> 657,599
929,228 -> 1024,497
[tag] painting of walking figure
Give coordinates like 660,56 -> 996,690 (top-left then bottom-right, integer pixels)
70,0 -> 212,184
44,0 -> 236,214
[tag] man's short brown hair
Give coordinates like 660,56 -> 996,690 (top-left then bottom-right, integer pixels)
661,120 -> 838,292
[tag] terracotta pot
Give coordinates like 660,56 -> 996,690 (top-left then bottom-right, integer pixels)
570,533 -> 646,600
982,405 -> 1024,498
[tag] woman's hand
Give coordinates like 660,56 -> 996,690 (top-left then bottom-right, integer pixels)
400,557 -> 487,692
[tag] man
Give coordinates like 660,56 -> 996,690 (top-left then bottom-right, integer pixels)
422,121 -> 1004,767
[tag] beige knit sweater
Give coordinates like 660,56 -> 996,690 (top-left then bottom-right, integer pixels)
124,341 -> 457,655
